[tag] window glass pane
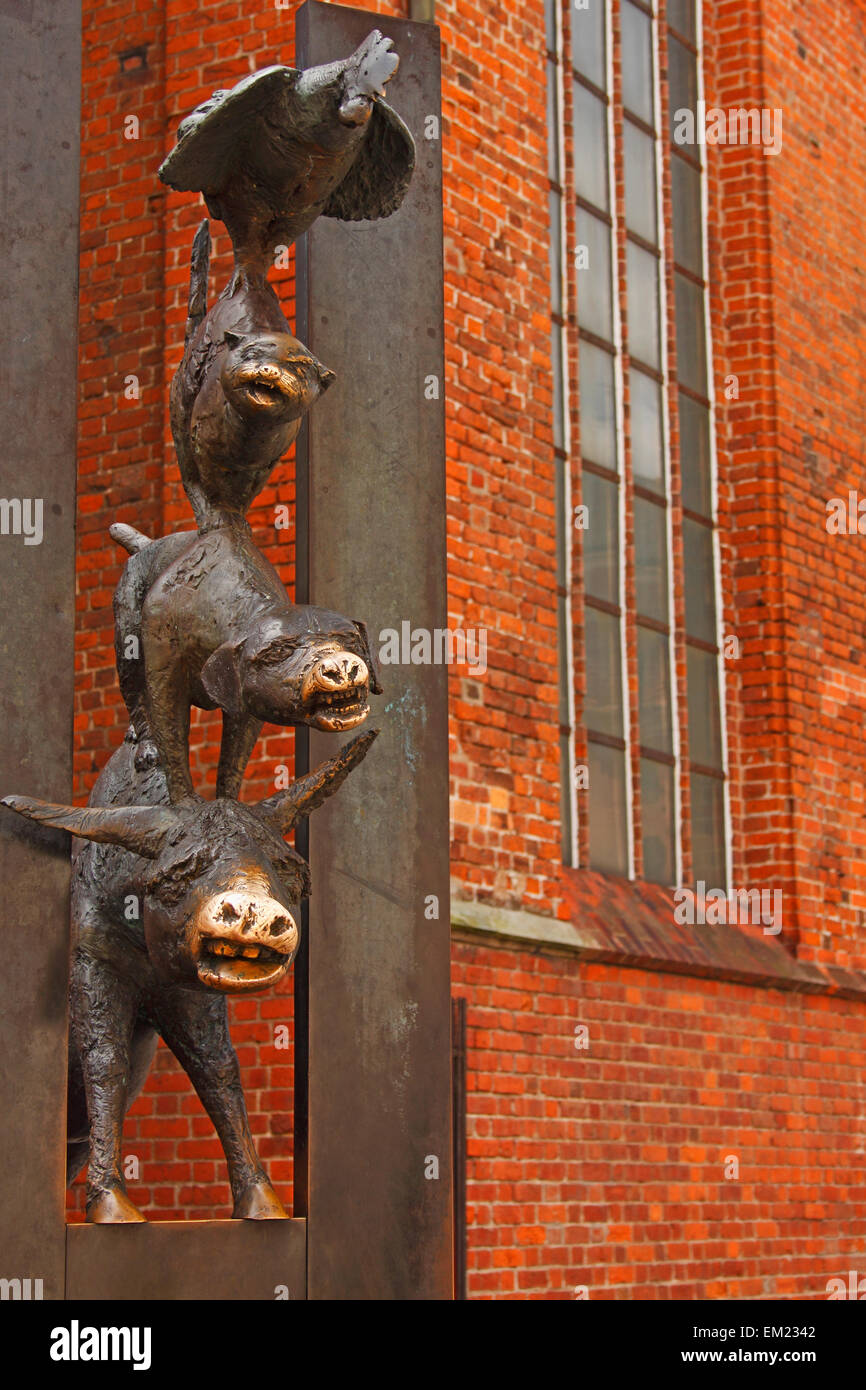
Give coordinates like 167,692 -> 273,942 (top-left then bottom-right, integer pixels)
668,0 -> 697,43
687,645 -> 722,769
578,341 -> 617,469
551,325 -> 565,450
675,271 -> 707,394
560,732 -> 573,864
680,393 -> 712,516
671,153 -> 703,276
641,759 -> 676,884
638,626 -> 672,753
627,241 -> 661,369
631,367 -> 664,492
624,121 -> 658,245
584,607 -> 624,738
546,65 -> 560,183
583,471 -> 619,605
670,153 -> 706,275
683,518 -> 717,641
621,0 -> 654,126
691,772 -> 726,889
573,0 -> 607,91
587,741 -> 629,875
634,495 -> 669,623
556,454 -> 568,590
573,83 -> 609,209
544,0 -> 556,47
669,35 -> 698,143
577,207 -> 612,339
549,190 -> 563,316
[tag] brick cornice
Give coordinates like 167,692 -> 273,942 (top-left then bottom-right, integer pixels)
452,875 -> 866,1003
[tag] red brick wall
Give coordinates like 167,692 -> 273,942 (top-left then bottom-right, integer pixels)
705,0 -> 866,972
71,0 -> 866,1303
441,0 -> 564,914
453,938 -> 866,1299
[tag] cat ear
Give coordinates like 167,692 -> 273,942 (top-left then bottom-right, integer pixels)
316,361 -> 337,392
200,641 -> 244,717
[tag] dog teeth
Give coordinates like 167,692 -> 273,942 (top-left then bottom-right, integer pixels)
320,688 -> 363,708
241,945 -> 261,959
211,941 -> 239,957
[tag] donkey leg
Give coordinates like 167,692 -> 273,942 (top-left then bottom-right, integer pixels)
155,987 -> 288,1219
70,951 -> 146,1222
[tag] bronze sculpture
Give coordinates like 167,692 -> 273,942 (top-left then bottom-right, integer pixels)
5,730 -> 375,1222
111,520 -> 380,801
162,29 -> 414,531
2,29 -> 412,1221
158,29 -> 414,271
169,218 -> 335,531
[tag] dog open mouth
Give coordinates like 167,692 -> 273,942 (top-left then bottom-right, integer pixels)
197,937 -> 292,992
308,686 -> 370,732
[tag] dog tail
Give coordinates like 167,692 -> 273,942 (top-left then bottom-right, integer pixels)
185,218 -> 211,349
110,522 -> 152,555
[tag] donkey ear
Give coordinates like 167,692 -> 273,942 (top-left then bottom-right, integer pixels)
255,729 -> 379,835
352,618 -> 383,695
1,796 -> 178,858
200,641 -> 244,717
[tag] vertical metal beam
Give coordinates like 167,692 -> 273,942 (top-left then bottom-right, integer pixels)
409,1 -> 437,21
0,1 -> 81,1299
451,996 -> 467,1300
296,1 -> 452,1299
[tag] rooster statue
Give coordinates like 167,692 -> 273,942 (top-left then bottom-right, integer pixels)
159,29 -> 415,273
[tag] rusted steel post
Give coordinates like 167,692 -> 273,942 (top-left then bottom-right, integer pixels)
0,0 -> 81,1299
296,1 -> 452,1300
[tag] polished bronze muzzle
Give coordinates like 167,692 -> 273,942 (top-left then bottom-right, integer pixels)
194,886 -> 299,993
301,650 -> 371,732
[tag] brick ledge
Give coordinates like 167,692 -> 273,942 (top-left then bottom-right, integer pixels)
451,888 -> 866,1003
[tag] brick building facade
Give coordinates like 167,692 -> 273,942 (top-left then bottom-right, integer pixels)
71,0 -> 866,1299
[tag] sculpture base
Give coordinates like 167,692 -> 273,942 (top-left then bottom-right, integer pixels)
66,1218 -> 306,1300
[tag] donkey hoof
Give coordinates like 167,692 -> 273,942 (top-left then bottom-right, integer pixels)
87,1188 -> 147,1223
233,1179 -> 289,1220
